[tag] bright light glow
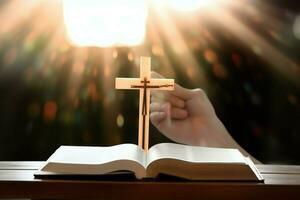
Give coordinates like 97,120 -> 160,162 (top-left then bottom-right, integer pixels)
167,0 -> 214,12
63,0 -> 147,47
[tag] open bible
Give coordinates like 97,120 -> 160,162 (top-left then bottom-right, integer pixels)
35,143 -> 263,181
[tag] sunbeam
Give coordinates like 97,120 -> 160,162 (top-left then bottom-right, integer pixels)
0,0 -> 299,163
209,5 -> 300,84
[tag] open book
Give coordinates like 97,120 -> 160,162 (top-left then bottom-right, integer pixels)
36,143 -> 263,181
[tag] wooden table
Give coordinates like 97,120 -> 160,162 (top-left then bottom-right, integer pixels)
0,162 -> 299,199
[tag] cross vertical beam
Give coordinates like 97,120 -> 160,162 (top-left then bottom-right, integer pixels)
115,57 -> 174,151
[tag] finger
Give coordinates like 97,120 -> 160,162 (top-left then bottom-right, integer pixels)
151,93 -> 185,108
166,94 -> 185,108
151,95 -> 165,106
151,90 -> 166,102
150,103 -> 183,134
170,107 -> 188,119
150,112 -> 166,126
150,102 -> 163,112
151,71 -> 195,100
171,84 -> 196,100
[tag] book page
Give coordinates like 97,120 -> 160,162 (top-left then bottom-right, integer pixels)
144,143 -> 262,180
47,144 -> 146,167
147,143 -> 246,167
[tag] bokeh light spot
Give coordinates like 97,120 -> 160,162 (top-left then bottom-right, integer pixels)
204,49 -> 218,64
127,52 -> 134,61
116,114 -> 124,127
232,52 -> 241,68
87,82 -> 99,102
252,45 -> 262,56
43,101 -> 57,122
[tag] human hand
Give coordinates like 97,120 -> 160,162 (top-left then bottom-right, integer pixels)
150,72 -> 239,148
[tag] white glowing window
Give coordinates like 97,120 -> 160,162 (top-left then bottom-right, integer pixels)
63,0 -> 147,47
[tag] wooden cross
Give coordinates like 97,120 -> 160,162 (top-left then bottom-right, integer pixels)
115,57 -> 174,151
